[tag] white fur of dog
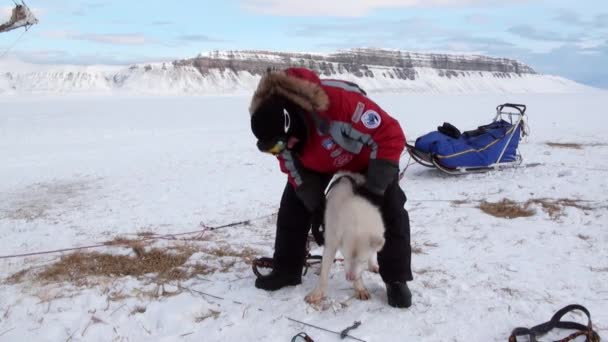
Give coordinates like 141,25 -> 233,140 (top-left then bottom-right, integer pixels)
305,172 -> 386,304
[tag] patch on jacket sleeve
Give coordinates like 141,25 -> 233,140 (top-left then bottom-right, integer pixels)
321,138 -> 335,150
361,110 -> 382,129
351,102 -> 365,123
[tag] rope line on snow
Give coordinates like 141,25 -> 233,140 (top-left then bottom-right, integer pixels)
0,213 -> 276,260
181,285 -> 367,342
2,193 -> 606,260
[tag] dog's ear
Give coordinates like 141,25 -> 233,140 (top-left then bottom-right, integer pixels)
370,235 -> 385,251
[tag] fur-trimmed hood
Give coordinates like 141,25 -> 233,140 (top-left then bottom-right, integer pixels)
249,70 -> 330,116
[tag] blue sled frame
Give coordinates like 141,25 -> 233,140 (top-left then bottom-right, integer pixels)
406,103 -> 528,175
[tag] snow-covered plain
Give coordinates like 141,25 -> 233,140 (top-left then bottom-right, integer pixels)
0,92 -> 607,341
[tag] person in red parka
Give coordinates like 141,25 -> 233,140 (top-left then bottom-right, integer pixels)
249,67 -> 413,308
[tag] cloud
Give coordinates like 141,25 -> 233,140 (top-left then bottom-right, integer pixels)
508,25 -> 578,43
437,35 -> 516,53
465,14 -> 491,25
293,16 -> 529,55
177,34 -> 223,42
521,41 -> 608,88
292,20 -> 381,37
241,0 -> 533,17
553,9 -> 608,30
40,30 -> 153,45
553,9 -> 584,26
39,30 -> 72,39
12,49 -> 180,66
290,17 -> 458,53
71,2 -> 106,17
74,33 -> 151,45
594,13 -> 608,28
292,17 -> 450,42
576,38 -> 606,50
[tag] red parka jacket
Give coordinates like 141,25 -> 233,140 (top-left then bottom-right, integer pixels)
250,67 -> 406,211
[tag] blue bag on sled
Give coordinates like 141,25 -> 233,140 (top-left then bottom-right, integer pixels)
406,103 -> 528,174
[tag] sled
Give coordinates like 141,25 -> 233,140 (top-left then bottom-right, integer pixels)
406,103 -> 528,175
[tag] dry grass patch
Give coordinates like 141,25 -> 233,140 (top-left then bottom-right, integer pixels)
577,234 -> 591,241
414,268 -> 446,276
5,237 -> 263,287
189,263 -> 217,276
107,291 -> 130,302
546,142 -> 583,149
4,245 -> 201,286
528,198 -> 593,219
497,287 -> 521,297
411,241 -> 439,255
130,306 -> 146,315
5,269 -> 28,284
37,246 -> 194,284
195,309 -> 220,322
202,245 -> 260,265
478,198 -> 593,219
411,244 -> 425,255
103,236 -> 147,248
547,142 -> 608,149
479,199 -> 535,219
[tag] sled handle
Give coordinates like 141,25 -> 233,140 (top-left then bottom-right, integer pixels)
497,103 -> 526,115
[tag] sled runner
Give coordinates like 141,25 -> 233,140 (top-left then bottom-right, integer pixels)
406,103 -> 528,175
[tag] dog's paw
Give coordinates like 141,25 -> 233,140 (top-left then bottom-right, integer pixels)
368,264 -> 379,273
305,289 -> 325,304
355,288 -> 371,300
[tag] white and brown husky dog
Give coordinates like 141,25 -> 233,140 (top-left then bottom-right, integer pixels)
305,172 -> 386,304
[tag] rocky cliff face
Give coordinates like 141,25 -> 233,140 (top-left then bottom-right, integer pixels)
173,48 -> 536,81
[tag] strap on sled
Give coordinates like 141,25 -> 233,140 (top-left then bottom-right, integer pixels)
508,304 -> 600,342
437,122 -> 461,139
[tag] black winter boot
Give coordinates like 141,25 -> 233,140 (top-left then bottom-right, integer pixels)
255,270 -> 301,291
386,281 -> 412,308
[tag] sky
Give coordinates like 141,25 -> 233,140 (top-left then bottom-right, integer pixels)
1,0 -> 607,88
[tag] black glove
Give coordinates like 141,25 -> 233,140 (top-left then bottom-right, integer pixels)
355,185 -> 384,208
310,197 -> 326,246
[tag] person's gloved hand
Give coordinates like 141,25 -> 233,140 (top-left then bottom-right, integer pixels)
355,185 -> 384,208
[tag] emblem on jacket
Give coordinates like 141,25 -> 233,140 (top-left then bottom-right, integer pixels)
361,110 -> 381,129
321,138 -> 335,150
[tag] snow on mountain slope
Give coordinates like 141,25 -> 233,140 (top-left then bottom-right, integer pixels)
0,49 -> 594,95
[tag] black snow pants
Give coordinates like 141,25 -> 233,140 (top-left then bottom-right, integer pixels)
272,178 -> 413,283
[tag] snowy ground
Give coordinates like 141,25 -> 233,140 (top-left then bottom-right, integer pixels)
0,92 -> 607,341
